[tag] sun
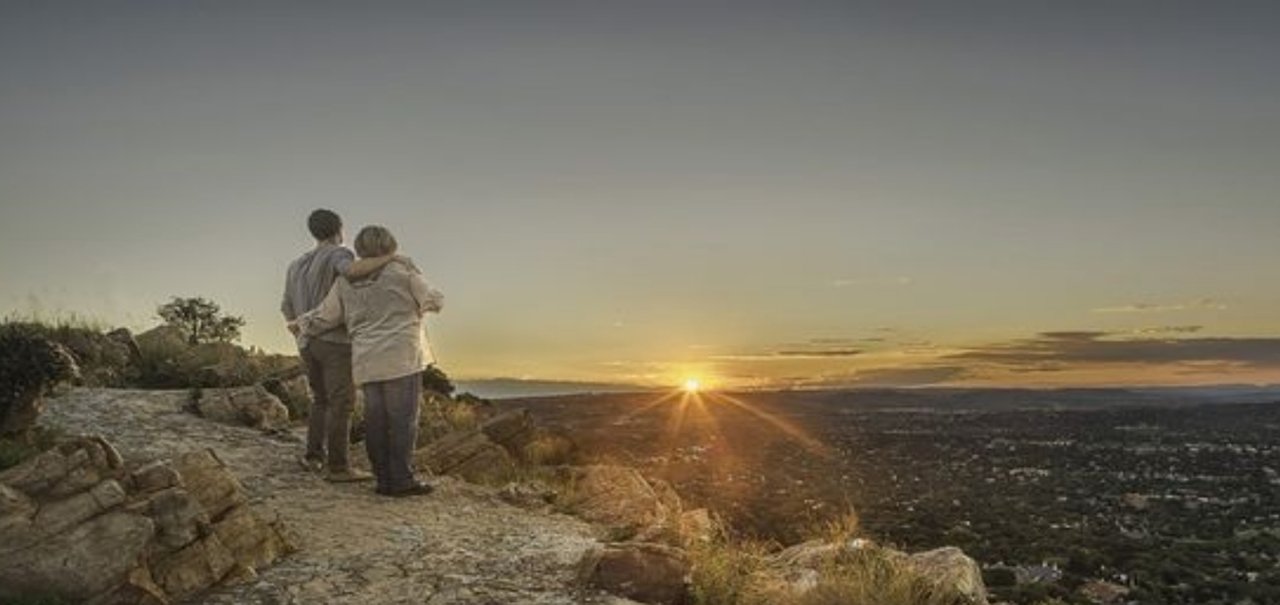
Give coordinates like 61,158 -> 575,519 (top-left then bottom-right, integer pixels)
681,378 -> 702,393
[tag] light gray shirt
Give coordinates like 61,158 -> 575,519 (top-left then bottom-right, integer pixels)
295,258 -> 444,385
281,243 -> 355,346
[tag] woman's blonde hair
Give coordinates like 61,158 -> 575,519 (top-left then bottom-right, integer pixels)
354,225 -> 398,258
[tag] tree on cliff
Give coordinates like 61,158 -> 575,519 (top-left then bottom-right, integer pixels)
157,297 -> 245,345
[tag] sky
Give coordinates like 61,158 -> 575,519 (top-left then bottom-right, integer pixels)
1,1 -> 1278,390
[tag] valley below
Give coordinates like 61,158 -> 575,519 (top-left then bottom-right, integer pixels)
501,388 -> 1280,604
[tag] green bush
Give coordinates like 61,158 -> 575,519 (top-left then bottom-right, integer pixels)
421,364 -> 455,396
0,427 -> 63,471
135,326 -> 294,389
0,323 -> 78,437
0,316 -> 135,387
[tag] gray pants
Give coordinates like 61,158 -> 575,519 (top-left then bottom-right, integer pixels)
301,339 -> 355,471
362,372 -> 422,491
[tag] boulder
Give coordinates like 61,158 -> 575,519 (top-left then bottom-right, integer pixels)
0,511 -> 155,602
480,409 -> 535,449
772,537 -> 872,571
0,445 -> 74,494
33,479 -> 128,538
498,480 -> 559,509
132,459 -> 183,493
414,429 -> 517,484
212,504 -> 295,570
580,542 -> 691,605
136,325 -> 189,353
144,487 -> 210,552
261,373 -> 312,420
558,465 -> 679,541
193,385 -> 290,431
906,547 -> 988,605
94,566 -> 169,605
0,434 -> 293,604
0,436 -> 122,497
765,539 -> 986,604
0,483 -> 35,519
169,449 -> 249,520
106,327 -> 143,364
1122,492 -> 1150,511
1079,579 -> 1130,604
150,532 -> 239,599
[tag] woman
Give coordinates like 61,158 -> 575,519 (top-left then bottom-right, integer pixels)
291,225 -> 443,497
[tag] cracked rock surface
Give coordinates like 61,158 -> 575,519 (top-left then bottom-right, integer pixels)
40,389 -> 633,605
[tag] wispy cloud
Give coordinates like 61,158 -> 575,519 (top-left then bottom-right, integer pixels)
776,349 -> 862,358
1092,299 -> 1228,314
828,276 -> 914,288
808,337 -> 859,345
1131,325 -> 1204,336
789,365 -> 969,388
950,331 -> 1280,369
713,348 -> 863,361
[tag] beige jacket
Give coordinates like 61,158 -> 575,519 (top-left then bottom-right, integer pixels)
296,257 -> 443,385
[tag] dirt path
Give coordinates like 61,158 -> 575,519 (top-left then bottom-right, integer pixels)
41,389 -> 625,605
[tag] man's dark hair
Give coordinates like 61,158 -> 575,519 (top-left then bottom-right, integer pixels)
307,209 -> 342,241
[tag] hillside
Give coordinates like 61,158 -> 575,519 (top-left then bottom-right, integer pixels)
0,385 -> 993,605
29,388 -> 615,604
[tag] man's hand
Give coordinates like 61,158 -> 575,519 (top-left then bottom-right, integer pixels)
286,321 -> 301,336
346,254 -> 395,279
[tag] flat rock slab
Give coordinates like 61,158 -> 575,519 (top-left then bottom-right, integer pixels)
41,389 -> 617,604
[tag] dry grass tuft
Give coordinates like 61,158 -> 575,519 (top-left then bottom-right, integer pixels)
793,545 -> 967,605
521,431 -> 577,465
687,506 -> 973,605
688,537 -> 773,605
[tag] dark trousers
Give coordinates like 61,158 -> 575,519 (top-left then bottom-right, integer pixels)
300,339 -> 355,471
362,372 -> 422,491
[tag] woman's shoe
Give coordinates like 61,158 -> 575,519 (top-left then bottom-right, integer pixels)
386,481 -> 434,497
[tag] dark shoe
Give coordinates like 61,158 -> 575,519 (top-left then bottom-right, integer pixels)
385,481 -> 434,498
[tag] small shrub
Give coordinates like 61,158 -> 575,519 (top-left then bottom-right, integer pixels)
521,430 -> 578,465
0,315 -> 135,387
421,364 -> 455,396
0,426 -> 63,471
135,328 -> 289,389
455,392 -> 486,406
689,539 -> 771,605
442,400 -> 478,431
817,509 -> 861,544
0,324 -> 78,437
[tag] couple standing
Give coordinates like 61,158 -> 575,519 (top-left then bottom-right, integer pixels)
280,209 -> 443,497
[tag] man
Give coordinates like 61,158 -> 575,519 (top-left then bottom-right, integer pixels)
281,209 -> 388,482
